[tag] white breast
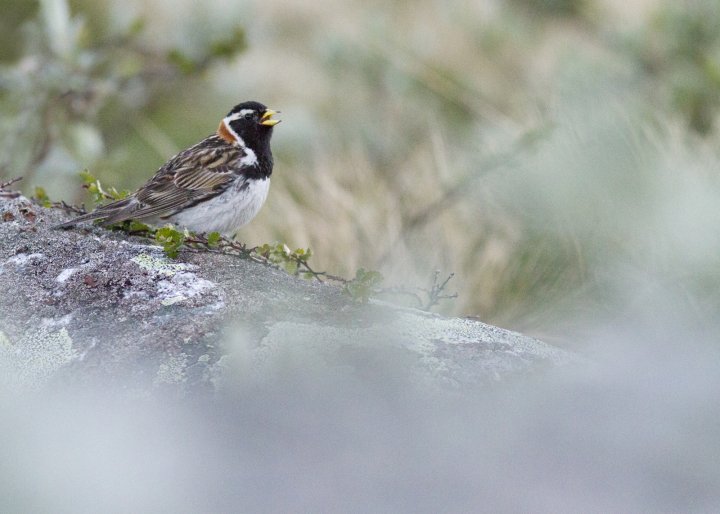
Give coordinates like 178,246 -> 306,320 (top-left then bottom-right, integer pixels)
169,178 -> 270,236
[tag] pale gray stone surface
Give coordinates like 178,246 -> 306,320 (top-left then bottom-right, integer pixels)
0,194 -> 573,392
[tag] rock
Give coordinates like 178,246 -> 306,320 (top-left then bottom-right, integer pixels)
0,194 -> 573,392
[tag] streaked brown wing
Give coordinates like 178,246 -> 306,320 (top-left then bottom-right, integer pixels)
59,135 -> 244,226
173,164 -> 234,190
125,165 -> 235,220
101,137 -> 243,223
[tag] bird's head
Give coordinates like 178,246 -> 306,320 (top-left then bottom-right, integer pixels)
217,101 -> 280,147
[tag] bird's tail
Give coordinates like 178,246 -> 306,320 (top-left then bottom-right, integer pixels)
53,197 -> 137,229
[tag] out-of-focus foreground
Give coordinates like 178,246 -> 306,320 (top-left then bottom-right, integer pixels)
3,2 -> 720,512
2,0 -> 720,341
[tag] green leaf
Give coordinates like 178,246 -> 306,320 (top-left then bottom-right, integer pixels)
79,169 -> 96,184
34,186 -> 52,207
282,260 -> 298,275
79,169 -> 129,202
358,268 -> 384,287
293,247 -> 312,262
155,225 -> 186,259
126,220 -> 150,232
257,243 -> 272,257
206,231 -> 221,247
106,186 -> 129,200
345,268 -> 384,303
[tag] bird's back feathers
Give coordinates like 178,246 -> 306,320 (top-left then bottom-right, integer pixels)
54,101 -> 277,233
54,135 -> 259,229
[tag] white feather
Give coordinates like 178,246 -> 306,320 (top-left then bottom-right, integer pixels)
169,177 -> 270,236
240,147 -> 257,166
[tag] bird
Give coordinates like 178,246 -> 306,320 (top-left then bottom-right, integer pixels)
54,100 -> 280,236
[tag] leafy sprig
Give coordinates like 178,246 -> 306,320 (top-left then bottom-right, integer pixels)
0,177 -> 23,199
344,268 -> 384,303
155,225 -> 186,259
42,171 -> 456,310
33,186 -> 52,208
80,170 -> 129,203
375,271 -> 458,310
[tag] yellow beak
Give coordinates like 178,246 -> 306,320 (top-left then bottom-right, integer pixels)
260,109 -> 281,126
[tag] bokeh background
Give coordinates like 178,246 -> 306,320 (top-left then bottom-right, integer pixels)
2,0 -> 720,343
4,2 -> 720,512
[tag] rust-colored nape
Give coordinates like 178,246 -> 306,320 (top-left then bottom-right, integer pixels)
217,120 -> 236,145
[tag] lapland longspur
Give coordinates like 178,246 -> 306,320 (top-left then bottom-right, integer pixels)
55,100 -> 280,236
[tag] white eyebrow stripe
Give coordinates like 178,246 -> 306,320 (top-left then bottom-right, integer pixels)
226,108 -> 256,122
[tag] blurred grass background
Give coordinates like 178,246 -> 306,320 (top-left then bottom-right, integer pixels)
2,0 -> 720,344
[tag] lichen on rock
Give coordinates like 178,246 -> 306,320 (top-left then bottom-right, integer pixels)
0,194 -> 574,393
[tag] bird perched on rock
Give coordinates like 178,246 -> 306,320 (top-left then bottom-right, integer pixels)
55,100 -> 280,236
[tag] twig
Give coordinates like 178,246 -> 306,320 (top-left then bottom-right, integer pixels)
376,271 -> 457,311
41,181 -> 449,306
48,200 -> 86,215
376,287 -> 424,308
81,183 -> 123,202
0,176 -> 23,190
421,271 -> 458,310
0,176 -> 23,199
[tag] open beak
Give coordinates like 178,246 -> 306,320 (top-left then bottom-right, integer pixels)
260,109 -> 281,126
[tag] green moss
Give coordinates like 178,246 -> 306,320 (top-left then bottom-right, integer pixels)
131,252 -> 193,276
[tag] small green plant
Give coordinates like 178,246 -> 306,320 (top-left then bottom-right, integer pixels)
256,243 -> 313,277
155,225 -> 186,259
206,231 -> 222,248
122,220 -> 152,233
369,271 -> 458,310
47,171 -> 456,311
80,170 -> 129,203
345,268 -> 384,303
33,186 -> 52,208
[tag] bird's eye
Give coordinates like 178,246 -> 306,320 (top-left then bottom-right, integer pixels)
244,112 -> 255,120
